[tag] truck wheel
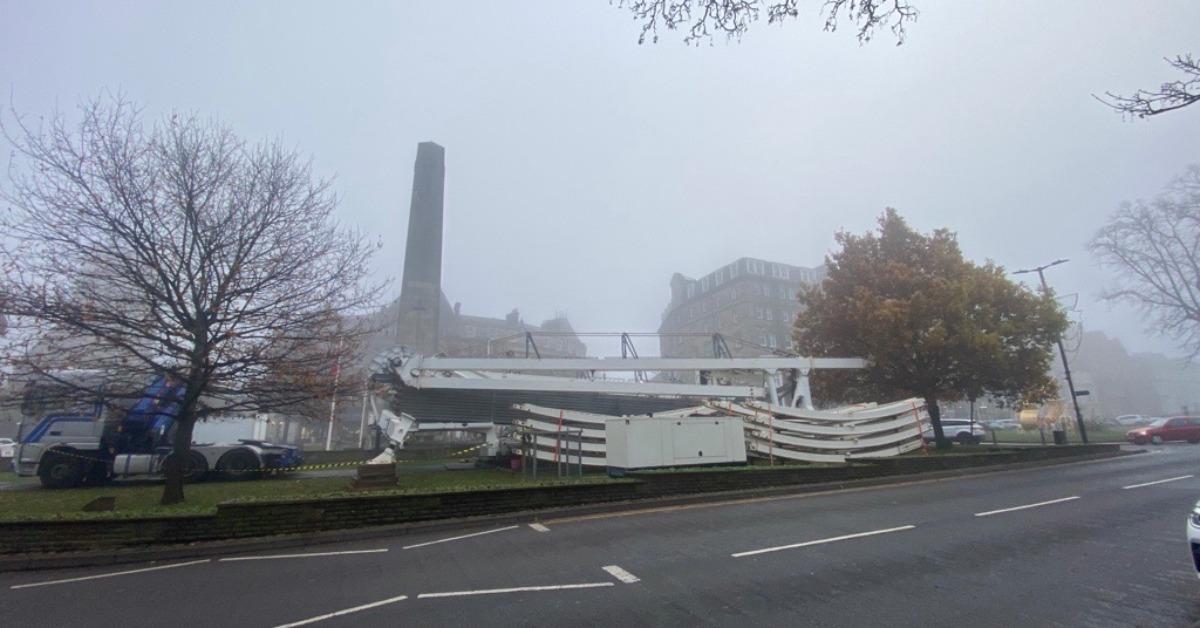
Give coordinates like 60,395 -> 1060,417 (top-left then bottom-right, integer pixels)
164,451 -> 209,483
216,449 -> 260,481
38,453 -> 85,489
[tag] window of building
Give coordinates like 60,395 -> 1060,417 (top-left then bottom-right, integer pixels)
767,335 -> 778,348
701,276 -> 710,292
747,259 -> 765,275
753,307 -> 763,320
765,309 -> 773,321
701,299 -> 709,313
729,262 -> 739,277
714,268 -> 724,286
686,283 -> 695,299
770,264 -> 790,280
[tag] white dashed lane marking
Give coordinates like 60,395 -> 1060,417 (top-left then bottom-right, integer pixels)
416,582 -> 614,599
603,565 -> 641,583
11,559 -> 211,590
529,523 -> 550,532
731,525 -> 917,558
220,549 -> 388,562
974,496 -> 1080,518
1123,475 -> 1194,490
402,525 -> 520,550
273,595 -> 409,628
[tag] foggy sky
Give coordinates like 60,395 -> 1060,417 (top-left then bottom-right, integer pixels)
2,0 -> 1197,358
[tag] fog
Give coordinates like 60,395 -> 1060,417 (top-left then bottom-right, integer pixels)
3,0 -> 1197,357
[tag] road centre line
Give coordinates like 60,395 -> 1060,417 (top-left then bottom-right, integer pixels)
974,496 -> 1080,517
219,548 -> 388,562
731,525 -> 916,558
402,525 -> 519,550
417,582 -> 615,599
272,595 -> 409,628
1123,475 -> 1194,490
10,559 -> 210,590
603,565 -> 641,583
529,523 -> 550,532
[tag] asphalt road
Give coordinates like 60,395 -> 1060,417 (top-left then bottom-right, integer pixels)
4,445 -> 1200,627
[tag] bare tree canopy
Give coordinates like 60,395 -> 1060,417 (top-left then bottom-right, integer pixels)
1090,166 -> 1200,359
1098,54 -> 1200,117
614,0 -> 918,44
0,96 -> 382,503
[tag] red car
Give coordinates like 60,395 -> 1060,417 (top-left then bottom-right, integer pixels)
1126,417 -> 1200,445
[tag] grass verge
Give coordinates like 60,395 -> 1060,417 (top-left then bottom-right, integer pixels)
0,467 -> 622,522
988,427 -> 1128,444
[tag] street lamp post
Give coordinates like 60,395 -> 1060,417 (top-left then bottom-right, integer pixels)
1013,259 -> 1088,444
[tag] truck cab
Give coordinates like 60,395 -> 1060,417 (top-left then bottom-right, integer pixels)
14,373 -> 303,488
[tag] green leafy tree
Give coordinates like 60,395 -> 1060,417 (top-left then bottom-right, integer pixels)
793,209 -> 1067,447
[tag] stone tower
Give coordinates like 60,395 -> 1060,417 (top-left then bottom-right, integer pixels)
396,141 -> 445,354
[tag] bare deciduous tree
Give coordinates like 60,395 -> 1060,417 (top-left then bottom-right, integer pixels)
1090,166 -> 1200,359
0,97 -> 382,504
1098,54 -> 1200,118
614,0 -> 917,45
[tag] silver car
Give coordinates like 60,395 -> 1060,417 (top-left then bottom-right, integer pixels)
924,419 -> 989,444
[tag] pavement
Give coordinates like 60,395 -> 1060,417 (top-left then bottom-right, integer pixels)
3,443 -> 1199,627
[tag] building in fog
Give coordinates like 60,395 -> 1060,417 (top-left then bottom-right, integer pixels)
657,257 -> 824,358
364,297 -> 586,359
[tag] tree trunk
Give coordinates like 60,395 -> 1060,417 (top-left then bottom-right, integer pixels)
160,411 -> 197,505
926,396 -> 950,450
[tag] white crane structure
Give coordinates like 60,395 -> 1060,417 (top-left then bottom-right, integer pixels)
363,350 -> 929,467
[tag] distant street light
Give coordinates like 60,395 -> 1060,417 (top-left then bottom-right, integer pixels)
1013,259 -> 1088,444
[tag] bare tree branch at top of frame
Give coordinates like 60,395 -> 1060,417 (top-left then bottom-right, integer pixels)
0,95 -> 384,504
1089,165 -> 1200,360
613,0 -> 917,45
1097,54 -> 1200,118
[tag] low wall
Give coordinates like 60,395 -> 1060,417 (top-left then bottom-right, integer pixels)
0,444 -> 1120,555
628,445 -> 1117,496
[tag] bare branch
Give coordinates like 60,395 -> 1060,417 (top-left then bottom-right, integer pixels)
1097,54 -> 1200,118
613,0 -> 916,45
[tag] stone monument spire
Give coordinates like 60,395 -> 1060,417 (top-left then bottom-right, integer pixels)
396,141 -> 445,354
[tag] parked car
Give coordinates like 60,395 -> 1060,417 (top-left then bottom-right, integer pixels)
985,419 -> 1020,431
1115,414 -> 1152,427
1188,500 -> 1200,577
0,437 -> 15,459
924,419 -> 988,444
1126,417 -> 1200,445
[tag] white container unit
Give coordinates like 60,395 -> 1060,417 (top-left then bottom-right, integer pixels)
604,416 -> 746,472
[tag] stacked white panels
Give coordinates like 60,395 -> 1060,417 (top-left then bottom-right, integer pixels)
716,398 -> 928,463
513,399 -> 927,468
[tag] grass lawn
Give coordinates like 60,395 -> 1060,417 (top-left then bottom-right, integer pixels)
989,426 -> 1128,444
0,466 -> 622,522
